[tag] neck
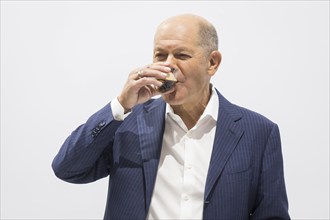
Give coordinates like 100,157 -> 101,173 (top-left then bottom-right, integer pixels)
171,85 -> 211,130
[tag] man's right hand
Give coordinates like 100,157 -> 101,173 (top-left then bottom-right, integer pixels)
117,62 -> 173,113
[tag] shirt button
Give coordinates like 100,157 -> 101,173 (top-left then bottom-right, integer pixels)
183,195 -> 189,201
186,165 -> 192,170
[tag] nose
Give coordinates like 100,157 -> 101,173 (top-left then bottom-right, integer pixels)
165,55 -> 178,73
165,54 -> 176,66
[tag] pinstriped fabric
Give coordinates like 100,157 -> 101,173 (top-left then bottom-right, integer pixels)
52,91 -> 289,220
137,100 -> 166,211
203,92 -> 289,219
52,103 -> 123,183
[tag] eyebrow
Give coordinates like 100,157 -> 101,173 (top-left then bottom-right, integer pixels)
154,47 -> 192,53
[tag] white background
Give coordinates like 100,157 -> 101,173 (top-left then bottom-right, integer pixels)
1,1 -> 329,219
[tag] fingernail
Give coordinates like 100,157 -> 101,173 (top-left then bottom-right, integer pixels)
164,67 -> 171,72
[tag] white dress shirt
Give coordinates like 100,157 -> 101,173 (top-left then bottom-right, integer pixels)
110,97 -> 131,121
147,87 -> 218,220
111,87 -> 219,219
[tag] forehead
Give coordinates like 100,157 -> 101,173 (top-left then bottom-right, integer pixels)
153,22 -> 199,50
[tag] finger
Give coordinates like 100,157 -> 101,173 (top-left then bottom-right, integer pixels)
129,69 -> 147,81
137,68 -> 171,81
145,84 -> 158,96
133,63 -> 171,76
135,70 -> 144,80
147,63 -> 172,74
133,76 -> 164,89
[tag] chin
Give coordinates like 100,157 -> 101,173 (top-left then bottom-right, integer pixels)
161,91 -> 184,105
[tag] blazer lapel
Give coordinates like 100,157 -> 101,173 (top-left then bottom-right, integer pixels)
204,91 -> 244,201
137,99 -> 166,211
135,93 -> 244,208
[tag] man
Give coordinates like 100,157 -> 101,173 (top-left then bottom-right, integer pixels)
52,14 -> 290,219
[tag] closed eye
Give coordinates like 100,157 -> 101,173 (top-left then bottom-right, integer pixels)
175,53 -> 191,60
154,53 -> 167,61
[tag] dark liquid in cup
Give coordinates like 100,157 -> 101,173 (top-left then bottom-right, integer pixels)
158,80 -> 177,93
158,68 -> 177,93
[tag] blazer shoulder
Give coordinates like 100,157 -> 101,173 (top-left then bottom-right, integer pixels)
225,101 -> 281,145
216,90 -> 277,129
236,104 -> 276,126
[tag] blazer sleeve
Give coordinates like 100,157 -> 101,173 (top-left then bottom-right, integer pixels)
51,102 -> 123,184
251,124 -> 290,219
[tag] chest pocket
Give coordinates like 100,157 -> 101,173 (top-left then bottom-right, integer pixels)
222,143 -> 252,174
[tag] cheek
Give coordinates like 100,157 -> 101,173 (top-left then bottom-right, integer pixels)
180,73 -> 205,90
179,62 -> 207,80
176,62 -> 209,90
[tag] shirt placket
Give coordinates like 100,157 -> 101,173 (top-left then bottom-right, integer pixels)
180,132 -> 195,219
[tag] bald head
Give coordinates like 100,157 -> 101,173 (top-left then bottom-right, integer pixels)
155,14 -> 218,55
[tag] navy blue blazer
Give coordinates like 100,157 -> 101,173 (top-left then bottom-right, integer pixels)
52,90 -> 290,219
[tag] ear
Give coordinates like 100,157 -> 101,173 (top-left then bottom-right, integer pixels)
207,50 -> 222,76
